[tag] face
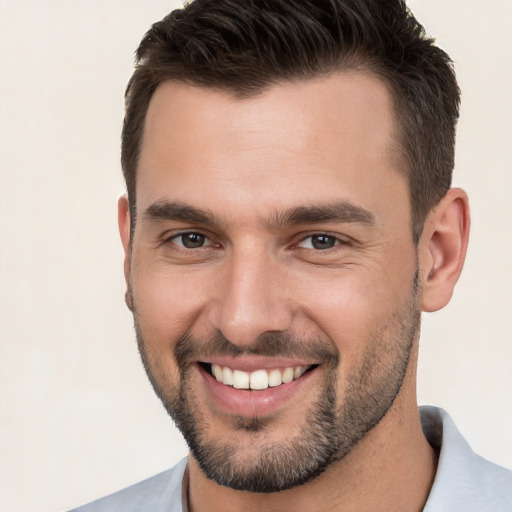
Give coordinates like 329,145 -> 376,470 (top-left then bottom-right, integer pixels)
121,73 -> 421,492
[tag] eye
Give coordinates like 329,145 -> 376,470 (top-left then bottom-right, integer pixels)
298,234 -> 341,250
171,232 -> 209,249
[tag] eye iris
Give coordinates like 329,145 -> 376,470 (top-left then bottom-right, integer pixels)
182,233 -> 206,248
312,235 -> 336,250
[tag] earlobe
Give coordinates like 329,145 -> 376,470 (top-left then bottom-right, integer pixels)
118,195 -> 132,286
419,188 -> 470,312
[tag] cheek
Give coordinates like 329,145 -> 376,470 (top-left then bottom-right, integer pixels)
294,263 -> 416,358
130,272 -> 197,391
131,263 -> 208,347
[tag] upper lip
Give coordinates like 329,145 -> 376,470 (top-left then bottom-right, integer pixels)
198,356 -> 318,372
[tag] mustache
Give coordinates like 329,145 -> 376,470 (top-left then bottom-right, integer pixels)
174,329 -> 340,366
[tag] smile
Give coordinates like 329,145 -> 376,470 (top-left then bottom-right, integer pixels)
196,359 -> 320,417
209,363 -> 311,390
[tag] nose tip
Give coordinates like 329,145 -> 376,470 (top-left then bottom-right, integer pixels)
215,302 -> 291,348
208,256 -> 293,348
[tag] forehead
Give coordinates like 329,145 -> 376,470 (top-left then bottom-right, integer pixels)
136,73 -> 407,224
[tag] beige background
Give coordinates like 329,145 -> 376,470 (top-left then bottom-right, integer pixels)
1,1 -> 511,511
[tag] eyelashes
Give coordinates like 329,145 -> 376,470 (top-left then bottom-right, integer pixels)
296,234 -> 343,250
170,232 -> 211,249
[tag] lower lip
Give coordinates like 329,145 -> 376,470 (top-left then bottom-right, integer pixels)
196,364 -> 318,418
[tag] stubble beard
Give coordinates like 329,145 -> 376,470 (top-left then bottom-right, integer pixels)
131,273 -> 421,493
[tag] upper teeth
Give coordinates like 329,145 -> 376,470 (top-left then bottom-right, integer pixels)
211,364 -> 307,390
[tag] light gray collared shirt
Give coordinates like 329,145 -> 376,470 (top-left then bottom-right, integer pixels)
69,406 -> 512,512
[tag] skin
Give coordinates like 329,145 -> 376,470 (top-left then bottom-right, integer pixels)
119,73 -> 470,512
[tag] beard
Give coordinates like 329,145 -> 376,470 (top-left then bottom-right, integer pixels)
131,272 -> 420,493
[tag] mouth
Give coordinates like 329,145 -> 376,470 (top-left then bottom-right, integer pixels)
195,357 -> 322,417
199,362 -> 318,390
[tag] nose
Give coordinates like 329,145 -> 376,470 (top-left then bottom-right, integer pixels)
207,247 -> 294,347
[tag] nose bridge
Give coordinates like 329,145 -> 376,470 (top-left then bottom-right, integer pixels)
209,244 -> 293,347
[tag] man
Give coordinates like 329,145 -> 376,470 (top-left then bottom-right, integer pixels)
72,0 -> 512,510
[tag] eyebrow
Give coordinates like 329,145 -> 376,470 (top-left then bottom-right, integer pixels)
269,201 -> 375,229
142,200 -> 375,229
143,201 -> 218,226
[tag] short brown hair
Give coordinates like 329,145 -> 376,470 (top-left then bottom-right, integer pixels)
122,0 -> 460,242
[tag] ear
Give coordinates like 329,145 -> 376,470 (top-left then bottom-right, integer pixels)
418,188 -> 470,312
118,194 -> 132,287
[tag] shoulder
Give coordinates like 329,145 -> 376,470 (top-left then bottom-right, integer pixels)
421,406 -> 512,512
67,457 -> 188,512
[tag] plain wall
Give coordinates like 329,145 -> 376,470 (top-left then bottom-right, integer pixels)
0,1 -> 511,511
